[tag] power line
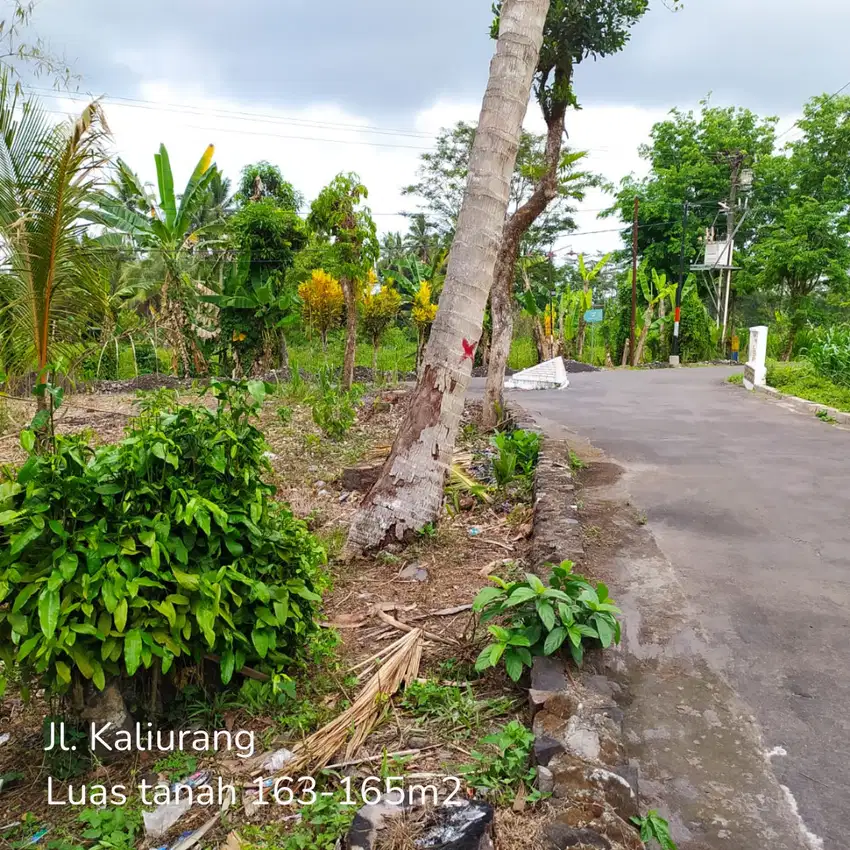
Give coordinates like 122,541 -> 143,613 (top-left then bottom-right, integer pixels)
31,86 -> 612,155
38,107 -> 435,152
27,86 -> 437,141
774,78 -> 850,143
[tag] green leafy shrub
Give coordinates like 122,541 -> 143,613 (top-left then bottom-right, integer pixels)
0,379 -> 326,697
727,372 -> 744,384
767,359 -> 850,412
806,325 -> 850,387
459,721 -> 541,805
491,429 -> 540,485
311,392 -> 356,440
473,561 -> 621,680
78,806 -> 141,850
309,367 -> 361,440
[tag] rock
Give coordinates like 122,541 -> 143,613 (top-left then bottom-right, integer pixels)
544,824 -> 611,849
397,562 -> 428,582
81,683 -> 133,760
346,798 -> 494,850
544,692 -> 581,719
529,688 -> 555,716
314,480 -> 326,489
531,656 -> 569,693
548,753 -> 639,823
341,463 -> 384,493
318,489 -> 330,498
339,491 -> 351,503
538,765 -> 555,795
584,675 -> 622,701
534,734 -> 565,767
534,699 -> 625,767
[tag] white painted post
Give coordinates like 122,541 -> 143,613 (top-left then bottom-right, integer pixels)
743,325 -> 768,390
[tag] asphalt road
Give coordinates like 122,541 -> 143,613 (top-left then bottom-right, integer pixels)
507,367 -> 850,849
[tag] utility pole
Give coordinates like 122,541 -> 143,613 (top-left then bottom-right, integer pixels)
670,199 -> 689,366
630,195 -> 639,366
721,154 -> 744,350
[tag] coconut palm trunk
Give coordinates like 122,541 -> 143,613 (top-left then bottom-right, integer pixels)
346,0 -> 549,554
483,96 -> 567,428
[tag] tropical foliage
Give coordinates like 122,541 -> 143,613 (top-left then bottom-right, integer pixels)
0,380 -> 324,696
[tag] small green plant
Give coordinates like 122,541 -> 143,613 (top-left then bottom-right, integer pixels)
401,679 -> 514,733
309,367 -> 359,440
473,561 -> 621,679
727,372 -> 744,385
491,429 -> 540,485
815,408 -> 837,423
78,807 -> 141,850
311,392 -> 356,440
42,716 -> 89,780
631,811 -> 677,850
569,450 -> 586,471
277,405 -> 293,425
416,522 -> 438,540
459,721 -> 541,805
152,750 -> 198,781
242,782 -> 355,850
491,445 -> 518,485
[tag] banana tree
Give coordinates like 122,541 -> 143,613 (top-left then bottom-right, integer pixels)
576,253 -> 611,358
0,75 -> 110,411
634,267 -> 678,365
201,257 -> 300,377
91,144 -> 219,375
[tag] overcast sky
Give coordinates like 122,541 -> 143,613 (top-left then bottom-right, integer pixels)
30,0 -> 850,254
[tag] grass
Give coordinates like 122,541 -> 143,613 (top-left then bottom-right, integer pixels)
727,372 -> 744,385
767,359 -> 850,413
400,679 -> 515,736
508,336 -> 538,371
289,326 -> 417,375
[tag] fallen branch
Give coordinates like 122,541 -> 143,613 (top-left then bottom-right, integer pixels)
479,538 -> 514,552
376,609 -> 457,646
324,746 -> 437,770
408,604 -> 472,621
267,628 -> 424,773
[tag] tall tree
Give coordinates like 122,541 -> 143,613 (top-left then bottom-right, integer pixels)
484,0 -> 650,426
403,123 -> 476,237
307,173 -> 379,390
203,199 -> 307,375
346,0 -> 550,554
92,144 -> 219,375
606,102 -> 780,303
235,161 -> 302,210
733,94 -> 850,356
0,77 -> 109,408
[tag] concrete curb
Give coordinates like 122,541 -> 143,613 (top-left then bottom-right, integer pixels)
531,438 -> 584,573
752,383 -> 850,424
527,436 -> 645,850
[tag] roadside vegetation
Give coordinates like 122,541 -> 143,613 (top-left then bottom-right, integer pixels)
0,0 -> 847,847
